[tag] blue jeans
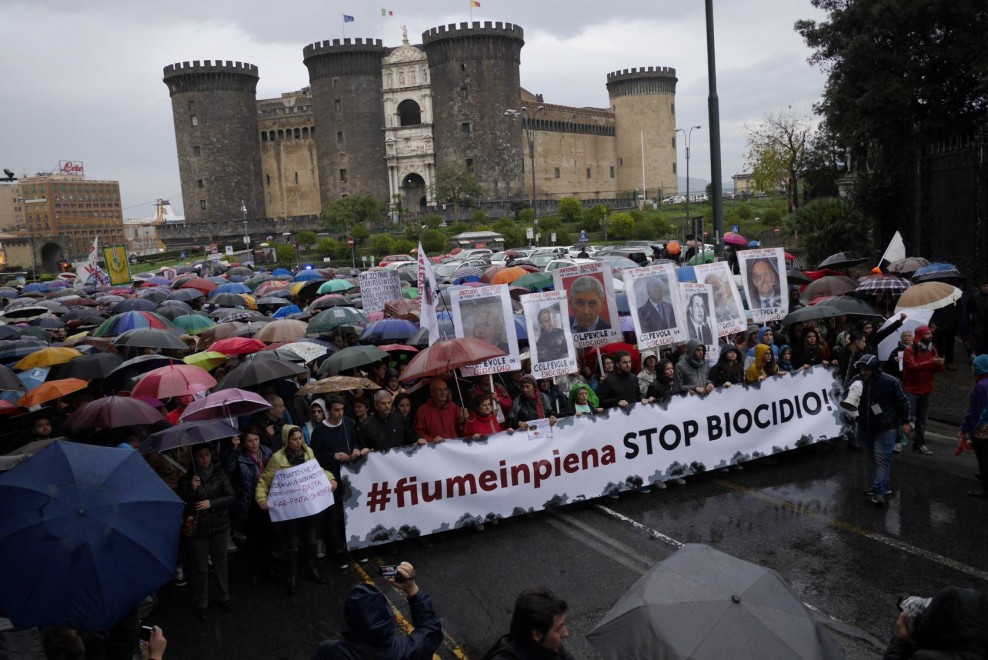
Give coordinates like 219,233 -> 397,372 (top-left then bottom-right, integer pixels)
906,392 -> 929,446
859,428 -> 897,495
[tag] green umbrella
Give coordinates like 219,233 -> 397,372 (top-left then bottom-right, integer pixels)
401,286 -> 419,299
171,313 -> 216,336
512,272 -> 554,292
306,307 -> 367,335
687,250 -> 718,265
317,279 -> 357,295
319,345 -> 389,375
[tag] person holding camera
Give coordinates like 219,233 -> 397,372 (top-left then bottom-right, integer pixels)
311,562 -> 442,659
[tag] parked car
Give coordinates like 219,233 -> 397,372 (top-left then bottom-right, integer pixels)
594,246 -> 650,267
379,254 -> 415,267
662,195 -> 686,205
544,258 -> 596,272
452,248 -> 493,260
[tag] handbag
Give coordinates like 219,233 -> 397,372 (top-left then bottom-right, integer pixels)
181,511 -> 199,537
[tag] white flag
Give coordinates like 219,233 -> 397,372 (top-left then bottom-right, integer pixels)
416,242 -> 439,345
75,236 -> 108,289
880,230 -> 906,265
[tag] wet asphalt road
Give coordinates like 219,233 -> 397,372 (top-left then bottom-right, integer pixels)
150,420 -> 988,659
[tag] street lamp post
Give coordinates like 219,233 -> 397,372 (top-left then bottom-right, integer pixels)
241,200 -> 249,250
676,125 -> 702,242
504,105 -> 545,245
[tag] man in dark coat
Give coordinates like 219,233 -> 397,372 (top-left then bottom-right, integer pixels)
481,587 -> 574,660
360,390 -> 418,451
853,354 -> 912,506
596,351 -> 641,409
311,562 -> 442,660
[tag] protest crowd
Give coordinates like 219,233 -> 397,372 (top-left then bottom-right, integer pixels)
2,235 -> 988,660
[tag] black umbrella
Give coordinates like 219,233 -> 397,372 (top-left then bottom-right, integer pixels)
113,328 -> 188,350
209,292 -> 248,308
0,326 -> 22,341
59,352 -> 125,380
816,252 -> 868,271
817,294 -> 883,317
786,268 -> 812,285
29,315 -> 64,329
215,356 -> 307,390
155,303 -> 197,321
113,299 -> 157,313
0,363 -> 25,391
142,419 -> 240,454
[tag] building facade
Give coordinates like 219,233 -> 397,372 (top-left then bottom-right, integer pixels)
164,21 -> 677,233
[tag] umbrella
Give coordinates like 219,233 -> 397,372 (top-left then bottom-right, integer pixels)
913,261 -> 958,277
29,314 -> 65,329
378,343 -> 419,369
801,275 -> 858,302
182,350 -> 229,371
583,342 -> 642,373
254,319 -> 309,343
13,346 -> 83,370
401,286 -> 419,299
317,279 -> 357,294
131,364 -> 216,399
686,251 -> 717,265
491,266 -> 530,285
886,256 -> 930,276
18,378 -> 89,407
816,295 -> 883,317
786,268 -> 812,285
0,441 -> 183,631
0,363 -> 25,390
113,328 -> 189,351
16,367 -> 49,392
297,376 -> 380,397
293,270 -> 324,282
256,296 -> 293,308
722,231 -> 747,246
216,309 -> 266,323
895,282 -> 963,312
308,294 -> 352,311
481,265 -> 506,283
0,340 -> 49,364
165,288 -> 205,303
138,289 -> 170,305
399,337 -> 506,382
179,388 -> 271,422
94,311 -> 179,337
586,544 -> 844,660
177,277 -> 217,294
279,341 -> 331,364
359,319 -> 419,343
215,356 -> 307,389
155,300 -> 195,317
212,282 -> 251,295
913,269 -> 965,284
112,298 -> 158,313
103,355 -> 182,393
307,307 -> 367,335
210,336 -> 266,356
321,345 -> 390,375
2,306 -> 51,321
58,352 -> 124,380
209,292 -> 249,308
253,280 -> 291,297
854,275 -> 912,296
171,313 -> 216,335
63,396 -> 167,431
142,419 -> 240,454
512,272 -> 554,291
817,251 -> 867,271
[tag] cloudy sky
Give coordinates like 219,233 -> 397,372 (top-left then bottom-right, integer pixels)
2,0 -> 827,218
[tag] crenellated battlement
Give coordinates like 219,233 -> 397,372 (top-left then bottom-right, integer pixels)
606,66 -> 677,82
303,38 -> 385,58
163,60 -> 259,77
422,21 -> 524,44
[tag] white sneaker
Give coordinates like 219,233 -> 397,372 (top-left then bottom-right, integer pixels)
892,444 -> 902,453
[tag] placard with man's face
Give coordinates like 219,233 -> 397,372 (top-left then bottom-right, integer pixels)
451,284 -> 519,376
694,261 -> 746,336
624,262 -> 687,349
738,247 -> 789,323
551,261 -> 620,348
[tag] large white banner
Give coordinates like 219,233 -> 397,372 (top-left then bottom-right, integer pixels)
625,263 -> 687,349
266,459 -> 335,522
738,247 -> 789,323
694,261 -> 746,336
521,290 -> 578,379
551,261 -> 621,348
358,270 -> 402,315
343,367 -> 843,548
451,285 -> 520,376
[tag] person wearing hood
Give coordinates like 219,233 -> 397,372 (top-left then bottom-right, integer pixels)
902,325 -> 944,455
709,346 -> 744,388
881,586 -> 988,659
510,375 -> 559,430
745,343 -> 780,382
959,354 -> 988,498
743,326 -> 779,370
256,424 -> 337,594
852,354 -> 912,507
383,368 -> 404,397
637,351 -> 659,397
674,340 -> 714,396
311,562 -> 442,660
645,358 -> 678,402
777,344 -> 795,374
303,398 -> 328,445
538,378 -> 572,417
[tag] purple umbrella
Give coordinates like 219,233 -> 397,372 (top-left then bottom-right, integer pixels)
141,419 -> 240,454
64,395 -> 167,431
179,388 -> 271,423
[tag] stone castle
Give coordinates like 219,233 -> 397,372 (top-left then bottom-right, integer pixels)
163,21 -> 678,234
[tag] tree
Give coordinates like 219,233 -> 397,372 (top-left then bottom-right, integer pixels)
471,209 -> 489,225
607,212 -> 634,240
296,230 -> 317,253
419,228 -> 447,254
787,197 -> 870,265
350,225 -> 369,245
583,204 -> 608,233
370,233 -> 396,255
557,197 -> 583,224
275,243 -> 297,267
744,107 -> 812,213
796,0 -> 988,240
800,122 -> 846,202
320,194 -> 384,234
433,166 -> 484,223
317,238 -> 348,261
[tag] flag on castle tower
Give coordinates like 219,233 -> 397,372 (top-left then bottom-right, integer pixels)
381,8 -> 393,16
470,0 -> 481,7
343,14 -> 355,23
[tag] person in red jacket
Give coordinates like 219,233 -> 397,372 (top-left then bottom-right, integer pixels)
413,377 -> 467,444
902,325 -> 945,455
463,394 -> 514,438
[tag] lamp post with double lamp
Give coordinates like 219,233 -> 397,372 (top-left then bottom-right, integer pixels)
676,125 -> 701,244
504,105 -> 545,245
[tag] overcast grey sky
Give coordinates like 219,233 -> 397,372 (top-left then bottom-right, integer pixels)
1,0 -> 827,218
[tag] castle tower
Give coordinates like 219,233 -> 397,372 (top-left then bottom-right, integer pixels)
163,60 -> 264,223
423,22 -> 525,200
606,67 -> 678,199
303,38 -> 388,206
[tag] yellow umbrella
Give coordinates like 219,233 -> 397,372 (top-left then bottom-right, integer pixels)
182,351 -> 229,372
237,293 -> 258,310
14,347 -> 84,370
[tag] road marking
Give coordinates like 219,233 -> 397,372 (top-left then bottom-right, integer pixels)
592,504 -> 685,549
714,479 -> 988,583
546,510 -> 657,573
352,560 -> 468,659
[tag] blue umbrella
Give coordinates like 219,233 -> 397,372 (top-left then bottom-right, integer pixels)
0,441 -> 183,631
273,268 -> 292,277
272,304 -> 302,319
913,262 -> 957,276
676,266 -> 697,283
359,319 -> 419,343
293,270 -> 323,282
18,366 -> 49,390
212,282 -> 251,295
512,314 -> 528,340
22,283 -> 47,293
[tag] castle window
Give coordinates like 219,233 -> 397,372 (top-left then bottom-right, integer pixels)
294,172 -> 299,184
188,101 -> 195,112
337,131 -> 345,146
266,174 -> 271,186
340,169 -> 348,183
461,122 -> 472,134
619,158 -> 623,166
261,132 -> 268,142
277,129 -> 284,140
586,168 -> 592,179
199,200 -> 206,210
191,115 -> 198,127
302,127 -> 309,138
193,146 -> 201,157
397,99 -> 421,126
335,99 -> 341,112
465,159 -> 474,172
197,179 -> 204,189
672,163 -> 677,174
554,167 -> 560,179
671,103 -> 675,115
609,166 -> 615,178
672,137 -> 676,148
294,128 -> 301,139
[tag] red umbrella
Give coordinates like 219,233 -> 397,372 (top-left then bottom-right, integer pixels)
723,232 -> 747,247
179,388 -> 270,422
178,277 -> 217,295
399,338 -> 506,382
209,337 -> 266,356
64,396 -> 167,431
131,364 -> 217,400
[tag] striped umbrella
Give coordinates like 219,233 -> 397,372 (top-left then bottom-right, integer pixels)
855,275 -> 912,296
93,311 -> 179,337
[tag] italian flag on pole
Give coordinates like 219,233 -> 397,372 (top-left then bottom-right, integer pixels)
470,0 -> 481,6
381,8 -> 393,16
